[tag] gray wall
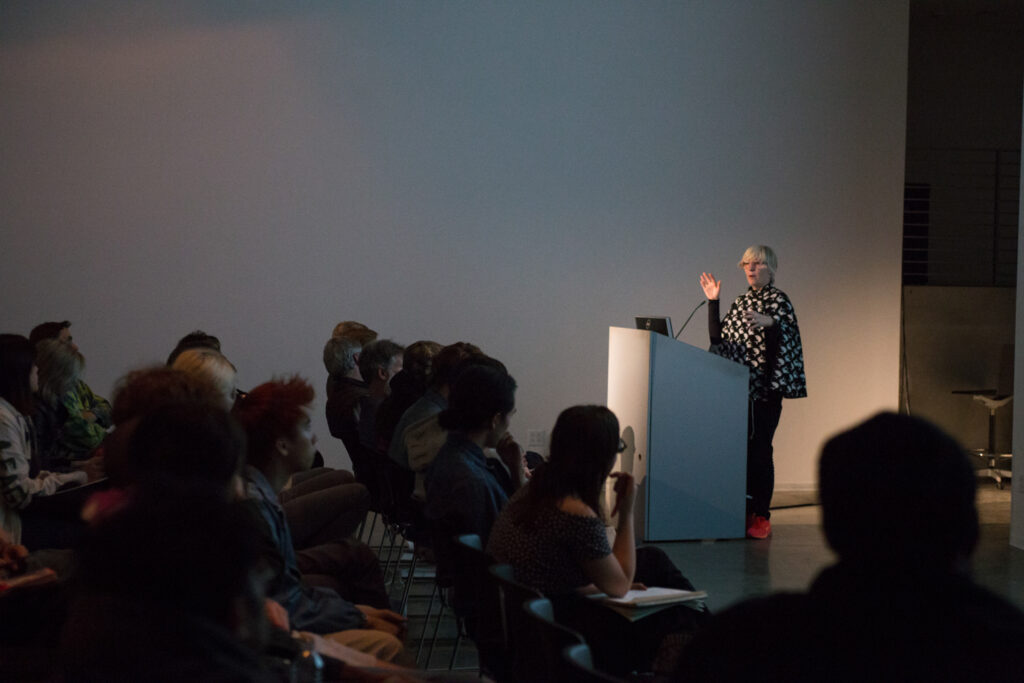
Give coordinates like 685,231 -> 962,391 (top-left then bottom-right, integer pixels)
0,1 -> 909,488
903,286 -> 1015,451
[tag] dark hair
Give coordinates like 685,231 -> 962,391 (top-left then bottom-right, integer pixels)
515,406 -> 619,526
28,321 -> 70,347
126,403 -> 246,499
0,334 -> 35,414
374,340 -> 443,444
402,340 -> 442,387
357,339 -> 404,385
438,364 -> 516,433
232,376 -> 315,471
166,330 -> 222,366
111,366 -> 225,425
76,497 -> 265,627
431,342 -> 484,389
819,412 -> 978,570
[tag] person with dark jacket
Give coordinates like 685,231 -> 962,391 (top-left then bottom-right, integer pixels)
674,413 -> 1024,682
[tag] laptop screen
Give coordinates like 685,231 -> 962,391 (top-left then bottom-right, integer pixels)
634,316 -> 673,337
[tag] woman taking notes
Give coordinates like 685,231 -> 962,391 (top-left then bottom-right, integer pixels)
488,405 -> 701,676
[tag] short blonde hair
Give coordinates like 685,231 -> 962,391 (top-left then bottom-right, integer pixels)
172,349 -> 237,405
738,245 -> 778,277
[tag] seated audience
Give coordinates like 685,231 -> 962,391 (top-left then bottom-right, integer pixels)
61,495 -> 276,682
488,405 -> 703,677
233,377 -> 406,661
324,335 -> 371,481
104,366 -> 227,488
0,335 -> 92,547
171,347 -> 239,408
171,344 -> 366,543
166,329 -> 222,366
374,340 -> 441,454
423,361 -> 523,604
28,324 -> 111,459
325,320 -> 377,398
389,342 -> 483,498
32,339 -> 106,471
673,413 -> 1024,682
356,339 -> 405,456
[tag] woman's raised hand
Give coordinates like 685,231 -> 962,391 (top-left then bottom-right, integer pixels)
609,471 -> 636,517
699,272 -> 721,300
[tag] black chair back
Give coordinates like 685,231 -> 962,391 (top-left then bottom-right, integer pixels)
520,597 -> 586,682
563,643 -> 629,683
452,535 -> 509,678
488,564 -> 544,681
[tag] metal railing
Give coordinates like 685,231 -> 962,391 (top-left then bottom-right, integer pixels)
903,148 -> 1020,286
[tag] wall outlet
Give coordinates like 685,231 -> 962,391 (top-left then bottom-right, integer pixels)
527,430 -> 547,450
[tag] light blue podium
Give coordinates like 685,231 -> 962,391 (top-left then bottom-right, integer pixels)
606,327 -> 749,541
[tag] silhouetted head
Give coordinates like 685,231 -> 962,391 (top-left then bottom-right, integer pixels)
438,362 -> 516,446
819,412 -> 978,571
29,321 -> 73,350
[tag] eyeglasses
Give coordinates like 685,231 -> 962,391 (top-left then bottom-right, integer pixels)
617,439 -> 627,453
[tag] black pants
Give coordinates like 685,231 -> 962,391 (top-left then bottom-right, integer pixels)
748,395 -> 783,518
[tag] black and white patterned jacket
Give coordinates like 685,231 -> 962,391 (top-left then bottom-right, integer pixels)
708,284 -> 807,401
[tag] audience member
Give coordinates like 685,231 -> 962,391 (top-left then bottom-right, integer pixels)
324,335 -> 371,481
374,340 -> 441,454
28,321 -> 75,350
489,405 -> 704,676
28,328 -> 111,460
356,339 -> 404,455
171,348 -> 239,408
388,342 -> 483,498
60,496 -> 276,682
0,335 -> 91,547
331,321 -> 378,346
423,361 -> 523,604
673,412 -> 1024,682
325,320 -> 376,397
166,329 -> 222,366
233,377 -> 406,661
104,366 -> 226,487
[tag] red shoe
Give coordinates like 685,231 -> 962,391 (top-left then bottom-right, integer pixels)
746,515 -> 771,539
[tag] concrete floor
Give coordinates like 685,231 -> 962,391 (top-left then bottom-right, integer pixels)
653,481 -> 1024,613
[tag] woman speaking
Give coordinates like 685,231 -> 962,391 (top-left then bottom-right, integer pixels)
700,245 -> 806,539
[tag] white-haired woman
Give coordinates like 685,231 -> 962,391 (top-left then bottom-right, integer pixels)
700,245 -> 806,539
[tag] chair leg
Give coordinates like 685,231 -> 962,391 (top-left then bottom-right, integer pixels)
362,511 -> 378,546
424,594 -> 449,669
399,551 -> 419,615
448,618 -> 463,670
415,582 -> 439,665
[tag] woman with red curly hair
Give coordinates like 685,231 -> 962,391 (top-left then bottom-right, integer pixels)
233,377 -> 405,661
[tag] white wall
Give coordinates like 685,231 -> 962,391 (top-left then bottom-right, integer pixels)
0,1 -> 909,487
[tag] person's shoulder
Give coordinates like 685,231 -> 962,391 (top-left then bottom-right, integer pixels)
556,496 -> 598,518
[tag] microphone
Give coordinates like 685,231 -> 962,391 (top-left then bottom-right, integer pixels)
674,300 -> 707,339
